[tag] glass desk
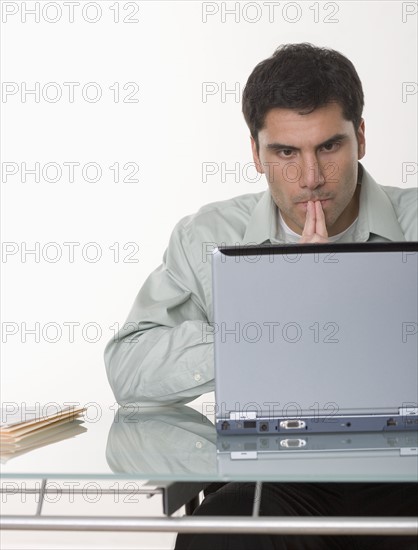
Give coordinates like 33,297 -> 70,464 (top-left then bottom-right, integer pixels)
1,404 -> 417,536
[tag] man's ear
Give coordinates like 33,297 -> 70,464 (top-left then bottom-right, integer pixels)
251,136 -> 264,174
357,119 -> 366,160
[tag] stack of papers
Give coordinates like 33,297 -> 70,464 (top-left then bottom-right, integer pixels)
1,405 -> 87,463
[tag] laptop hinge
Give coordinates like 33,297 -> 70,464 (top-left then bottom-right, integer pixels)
229,411 -> 257,420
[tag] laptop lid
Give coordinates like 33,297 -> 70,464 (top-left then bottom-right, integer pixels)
212,242 -> 418,433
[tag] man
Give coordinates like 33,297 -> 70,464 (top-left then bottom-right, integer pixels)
104,43 -> 416,407
105,44 -> 417,549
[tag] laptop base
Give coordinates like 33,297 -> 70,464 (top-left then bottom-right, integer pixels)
216,413 -> 418,434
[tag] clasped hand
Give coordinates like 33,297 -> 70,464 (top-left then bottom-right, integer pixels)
299,200 -> 328,243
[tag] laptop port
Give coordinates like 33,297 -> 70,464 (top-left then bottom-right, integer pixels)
280,420 -> 306,430
280,438 -> 307,448
387,418 -> 397,427
244,420 -> 256,429
259,422 -> 269,432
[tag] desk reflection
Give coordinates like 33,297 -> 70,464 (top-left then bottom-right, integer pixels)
106,406 -> 217,476
106,406 -> 417,482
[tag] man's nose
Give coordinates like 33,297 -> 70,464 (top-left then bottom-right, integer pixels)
299,157 -> 325,189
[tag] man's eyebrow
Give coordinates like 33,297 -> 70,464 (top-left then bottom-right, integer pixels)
316,133 -> 349,148
266,133 -> 349,151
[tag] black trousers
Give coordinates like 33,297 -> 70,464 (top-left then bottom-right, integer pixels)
175,482 -> 418,550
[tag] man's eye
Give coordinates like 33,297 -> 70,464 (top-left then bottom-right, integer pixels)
321,141 -> 340,152
279,149 -> 294,157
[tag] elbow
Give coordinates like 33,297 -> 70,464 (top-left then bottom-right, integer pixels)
104,336 -> 142,406
103,332 -> 172,407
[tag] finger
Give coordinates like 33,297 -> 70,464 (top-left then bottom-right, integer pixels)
314,200 -> 328,238
302,200 -> 316,236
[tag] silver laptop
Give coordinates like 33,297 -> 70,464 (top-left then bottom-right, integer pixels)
212,242 -> 418,434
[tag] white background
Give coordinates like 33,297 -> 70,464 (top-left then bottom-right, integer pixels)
1,1 -> 417,548
1,0 -> 417,409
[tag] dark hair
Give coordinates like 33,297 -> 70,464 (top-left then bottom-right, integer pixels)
242,43 -> 364,151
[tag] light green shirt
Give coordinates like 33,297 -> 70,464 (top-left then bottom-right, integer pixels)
104,165 -> 417,406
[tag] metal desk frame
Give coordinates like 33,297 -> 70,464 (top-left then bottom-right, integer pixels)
1,479 -> 417,536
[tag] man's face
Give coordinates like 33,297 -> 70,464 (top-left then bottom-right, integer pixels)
251,102 -> 366,236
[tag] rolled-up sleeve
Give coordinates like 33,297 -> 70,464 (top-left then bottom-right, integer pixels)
104,218 -> 215,406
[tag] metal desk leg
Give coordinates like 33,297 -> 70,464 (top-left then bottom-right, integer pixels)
253,481 -> 262,517
145,481 -> 209,516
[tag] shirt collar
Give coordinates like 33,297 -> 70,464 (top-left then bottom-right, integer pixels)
243,163 -> 405,244
243,188 -> 279,244
353,164 -> 405,242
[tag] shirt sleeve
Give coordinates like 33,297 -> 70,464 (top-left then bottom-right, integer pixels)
104,219 -> 215,406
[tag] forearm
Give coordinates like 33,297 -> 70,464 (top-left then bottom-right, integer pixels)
104,320 -> 214,406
